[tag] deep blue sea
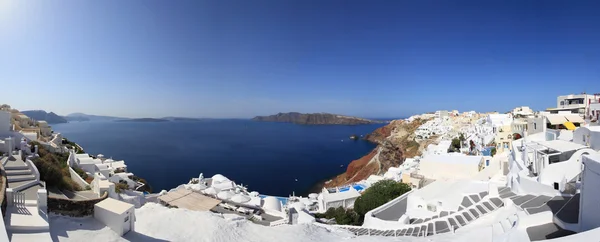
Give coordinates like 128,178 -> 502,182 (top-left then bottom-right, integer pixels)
51,120 -> 384,196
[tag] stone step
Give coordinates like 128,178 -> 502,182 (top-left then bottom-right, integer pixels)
4,205 -> 49,233
7,180 -> 38,190
5,165 -> 29,170
6,169 -> 33,176
8,231 -> 53,241
7,174 -> 36,182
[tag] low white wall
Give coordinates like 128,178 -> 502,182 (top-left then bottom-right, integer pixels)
25,158 -> 40,182
362,190 -> 413,229
516,175 -> 560,197
69,167 -> 90,189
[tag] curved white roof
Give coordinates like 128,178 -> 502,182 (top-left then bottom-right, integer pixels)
212,174 -> 230,184
262,196 -> 282,212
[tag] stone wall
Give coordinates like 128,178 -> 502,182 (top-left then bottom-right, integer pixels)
48,191 -> 108,217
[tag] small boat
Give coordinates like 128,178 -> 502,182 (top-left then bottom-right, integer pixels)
295,179 -> 298,182
349,134 -> 359,140
340,165 -> 344,167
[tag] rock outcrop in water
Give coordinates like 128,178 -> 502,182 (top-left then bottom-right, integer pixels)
324,118 -> 429,187
252,112 -> 381,125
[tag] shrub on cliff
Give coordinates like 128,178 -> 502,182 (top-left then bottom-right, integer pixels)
315,207 -> 360,225
31,142 -> 81,191
353,180 -> 411,224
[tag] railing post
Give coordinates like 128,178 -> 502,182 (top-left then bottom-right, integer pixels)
37,189 -> 48,209
6,188 -> 13,206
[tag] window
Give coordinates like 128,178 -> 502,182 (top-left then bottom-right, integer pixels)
560,101 -> 564,106
534,123 -> 537,130
124,216 -> 129,222
583,135 -> 586,143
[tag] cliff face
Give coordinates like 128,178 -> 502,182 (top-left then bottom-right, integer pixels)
21,110 -> 68,124
252,112 -> 381,125
325,119 -> 427,187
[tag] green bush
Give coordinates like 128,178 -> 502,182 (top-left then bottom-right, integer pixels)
115,183 -> 129,193
315,207 -> 360,225
448,137 -> 461,153
31,142 -> 80,191
353,180 -> 411,224
73,167 -> 88,179
491,147 -> 497,156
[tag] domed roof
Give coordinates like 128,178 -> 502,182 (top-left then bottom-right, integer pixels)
262,196 -> 282,212
212,174 -> 230,184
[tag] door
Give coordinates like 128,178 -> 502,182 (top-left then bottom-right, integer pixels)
123,213 -> 131,234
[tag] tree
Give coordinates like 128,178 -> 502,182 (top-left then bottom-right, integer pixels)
448,138 -> 461,153
353,180 -> 411,224
491,147 -> 497,156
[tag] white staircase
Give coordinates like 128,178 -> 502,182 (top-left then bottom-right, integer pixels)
3,153 -> 51,241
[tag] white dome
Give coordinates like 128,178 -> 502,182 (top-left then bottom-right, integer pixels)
212,174 -> 230,184
97,154 -> 104,158
308,193 -> 319,199
262,196 -> 282,212
249,191 -> 260,197
231,194 -> 251,203
217,190 -> 235,200
203,187 -> 219,195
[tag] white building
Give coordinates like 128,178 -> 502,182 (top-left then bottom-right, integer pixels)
511,106 -> 534,117
435,110 -> 449,119
547,93 -> 597,114
573,126 -> 600,151
317,186 -> 361,212
0,111 -> 11,134
37,120 -> 52,136
94,198 -> 136,236
418,155 -> 485,180
580,154 -> 600,232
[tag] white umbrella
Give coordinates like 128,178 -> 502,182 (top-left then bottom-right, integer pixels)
231,193 -> 251,203
308,193 -> 319,200
217,190 -> 235,200
249,191 -> 260,197
203,187 -> 219,195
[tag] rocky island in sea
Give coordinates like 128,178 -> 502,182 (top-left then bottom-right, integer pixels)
252,112 -> 382,125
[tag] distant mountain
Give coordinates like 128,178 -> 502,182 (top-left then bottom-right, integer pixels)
114,118 -> 169,123
161,117 -> 205,121
21,110 -> 68,124
64,113 -> 124,122
252,112 -> 383,125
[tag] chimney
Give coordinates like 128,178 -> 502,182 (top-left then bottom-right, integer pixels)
34,145 -> 38,155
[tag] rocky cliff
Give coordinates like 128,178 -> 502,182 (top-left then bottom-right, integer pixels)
252,112 -> 381,125
324,118 -> 428,187
21,110 -> 68,124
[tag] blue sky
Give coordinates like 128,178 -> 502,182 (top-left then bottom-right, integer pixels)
1,1 -> 599,118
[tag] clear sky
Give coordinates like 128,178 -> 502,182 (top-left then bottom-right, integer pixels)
1,1 -> 599,118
